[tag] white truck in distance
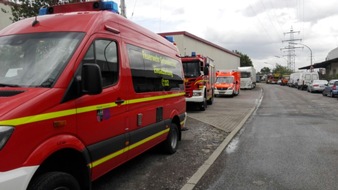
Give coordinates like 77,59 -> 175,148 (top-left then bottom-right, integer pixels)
238,66 -> 256,89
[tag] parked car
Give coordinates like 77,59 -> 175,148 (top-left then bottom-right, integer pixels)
307,80 -> 328,93
322,79 -> 338,97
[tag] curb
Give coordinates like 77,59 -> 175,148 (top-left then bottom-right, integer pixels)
180,88 -> 263,190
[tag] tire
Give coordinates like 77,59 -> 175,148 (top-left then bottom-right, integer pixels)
207,91 -> 213,105
200,96 -> 207,111
162,123 -> 179,154
234,89 -> 240,96
28,172 -> 80,190
329,91 -> 333,97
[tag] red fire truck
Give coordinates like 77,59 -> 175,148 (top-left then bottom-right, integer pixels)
0,1 -> 187,189
181,53 -> 216,111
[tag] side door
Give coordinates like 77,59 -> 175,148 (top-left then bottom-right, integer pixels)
75,35 -> 129,179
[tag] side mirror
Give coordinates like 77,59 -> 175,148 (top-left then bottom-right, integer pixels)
82,63 -> 103,95
203,67 -> 209,76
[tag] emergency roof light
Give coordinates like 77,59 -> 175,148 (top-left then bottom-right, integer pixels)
39,0 -> 119,16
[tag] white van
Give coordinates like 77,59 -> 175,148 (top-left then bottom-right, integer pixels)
297,71 -> 319,90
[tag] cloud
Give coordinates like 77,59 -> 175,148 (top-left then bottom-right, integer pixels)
125,0 -> 338,71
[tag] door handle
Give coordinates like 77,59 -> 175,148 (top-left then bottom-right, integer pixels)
115,98 -> 125,105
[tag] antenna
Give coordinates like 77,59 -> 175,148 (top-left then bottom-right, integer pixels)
32,16 -> 39,27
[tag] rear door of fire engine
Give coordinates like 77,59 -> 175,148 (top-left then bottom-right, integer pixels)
75,34 -> 129,178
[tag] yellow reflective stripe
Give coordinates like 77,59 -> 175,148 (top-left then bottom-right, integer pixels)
0,109 -> 76,126
76,102 -> 120,114
89,128 -> 170,168
129,92 -> 184,104
0,92 -> 184,126
194,79 -> 209,85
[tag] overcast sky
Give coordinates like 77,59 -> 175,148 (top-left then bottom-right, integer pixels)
124,0 -> 338,72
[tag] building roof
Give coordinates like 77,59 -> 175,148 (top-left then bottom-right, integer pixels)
158,31 -> 240,57
299,57 -> 338,70
299,46 -> 338,70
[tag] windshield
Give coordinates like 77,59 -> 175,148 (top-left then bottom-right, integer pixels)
240,72 -> 251,78
183,61 -> 200,78
216,76 -> 233,83
0,32 -> 84,87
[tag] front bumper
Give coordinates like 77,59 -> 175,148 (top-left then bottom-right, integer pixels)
0,166 -> 38,190
185,90 -> 204,103
214,89 -> 233,95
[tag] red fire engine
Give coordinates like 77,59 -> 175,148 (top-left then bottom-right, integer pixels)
181,53 -> 216,111
0,1 -> 186,189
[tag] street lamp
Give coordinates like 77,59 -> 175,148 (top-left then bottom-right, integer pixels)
291,42 -> 313,72
274,56 -> 288,66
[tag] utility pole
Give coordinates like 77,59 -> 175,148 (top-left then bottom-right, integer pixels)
120,0 -> 126,18
281,27 -> 302,71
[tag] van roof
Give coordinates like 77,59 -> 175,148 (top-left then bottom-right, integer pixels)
0,10 -> 178,53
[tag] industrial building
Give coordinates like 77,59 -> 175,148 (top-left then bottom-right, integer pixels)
299,47 -> 338,77
159,31 -> 240,71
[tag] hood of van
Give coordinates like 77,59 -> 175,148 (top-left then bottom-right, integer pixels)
0,88 -> 64,122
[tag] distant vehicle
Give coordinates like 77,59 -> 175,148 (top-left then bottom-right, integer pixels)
266,74 -> 279,84
307,80 -> 328,93
182,53 -> 216,110
238,66 -> 256,89
322,79 -> 338,97
288,72 -> 301,88
214,70 -> 240,97
297,71 -> 319,90
280,75 -> 289,86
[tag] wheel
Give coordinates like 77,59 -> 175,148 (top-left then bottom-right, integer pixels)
234,89 -> 240,96
207,91 -> 213,105
28,172 -> 80,190
162,123 -> 179,154
329,91 -> 333,97
331,91 -> 336,98
200,95 -> 207,111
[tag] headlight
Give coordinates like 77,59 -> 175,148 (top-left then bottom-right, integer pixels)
0,126 -> 14,150
193,92 -> 202,96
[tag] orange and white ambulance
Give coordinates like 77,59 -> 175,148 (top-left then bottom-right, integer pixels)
214,70 -> 240,97
0,1 -> 186,189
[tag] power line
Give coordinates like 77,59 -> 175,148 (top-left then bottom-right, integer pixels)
281,27 -> 302,71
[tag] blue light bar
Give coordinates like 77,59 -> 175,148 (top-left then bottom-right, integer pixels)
38,1 -> 119,16
39,7 -> 48,15
100,1 -> 119,13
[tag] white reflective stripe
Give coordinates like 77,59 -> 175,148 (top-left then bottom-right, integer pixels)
0,166 -> 38,190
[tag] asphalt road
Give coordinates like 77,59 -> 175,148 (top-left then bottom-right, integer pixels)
195,83 -> 338,190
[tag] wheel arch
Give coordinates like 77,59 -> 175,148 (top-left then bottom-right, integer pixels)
169,113 -> 182,141
25,135 -> 91,190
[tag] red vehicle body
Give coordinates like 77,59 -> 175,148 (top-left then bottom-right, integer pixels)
266,74 -> 279,84
0,1 -> 186,189
214,70 -> 240,97
181,54 -> 216,111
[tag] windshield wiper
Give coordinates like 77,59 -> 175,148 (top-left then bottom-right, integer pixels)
40,78 -> 55,88
0,83 -> 20,87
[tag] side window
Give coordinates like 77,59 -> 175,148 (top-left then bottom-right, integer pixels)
127,44 -> 184,93
83,39 -> 119,87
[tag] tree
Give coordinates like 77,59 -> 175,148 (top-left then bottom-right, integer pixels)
233,50 -> 253,67
260,67 -> 271,75
1,0 -> 80,22
272,64 -> 293,77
